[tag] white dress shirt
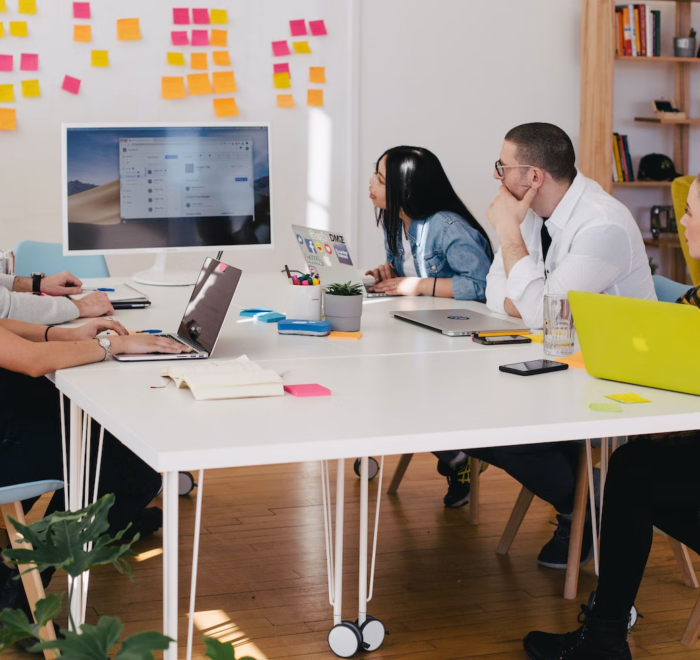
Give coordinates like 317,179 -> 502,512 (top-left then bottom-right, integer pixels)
485,171 -> 656,329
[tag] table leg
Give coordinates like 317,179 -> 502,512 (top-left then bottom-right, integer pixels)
68,402 -> 84,632
358,457 -> 369,627
186,470 -> 205,660
163,471 -> 179,660
333,459 -> 345,627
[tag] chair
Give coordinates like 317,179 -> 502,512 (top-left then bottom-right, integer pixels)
0,479 -> 63,659
14,241 -> 109,278
653,275 -> 691,304
671,175 -> 700,286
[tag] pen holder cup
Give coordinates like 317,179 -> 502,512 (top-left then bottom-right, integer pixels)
287,285 -> 322,321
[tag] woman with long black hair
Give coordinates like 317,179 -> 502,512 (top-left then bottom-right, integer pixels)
366,146 -> 493,300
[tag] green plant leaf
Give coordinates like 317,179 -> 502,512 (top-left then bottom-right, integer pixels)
30,615 -> 123,659
33,593 -> 63,629
203,636 -> 236,660
0,607 -> 39,652
325,281 -> 363,296
115,631 -> 173,660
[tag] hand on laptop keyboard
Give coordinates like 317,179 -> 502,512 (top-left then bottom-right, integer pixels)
110,335 -> 194,356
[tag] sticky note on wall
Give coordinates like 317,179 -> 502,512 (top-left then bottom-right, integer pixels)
272,40 -> 290,57
213,97 -> 238,117
307,89 -> 323,107
167,52 -> 185,66
0,24 -> 4,38
212,70 -> 236,93
210,9 -> 227,24
212,51 -> 230,66
276,94 -> 294,109
18,0 -> 36,15
290,19 -> 307,36
274,62 -> 290,76
192,8 -> 209,24
309,66 -> 325,83
309,20 -> 327,36
173,8 -> 189,24
73,25 -> 91,42
191,52 -> 207,70
191,30 -> 209,46
0,1 -> 6,13
0,83 -> 14,102
171,31 -> 189,45
117,18 -> 141,41
91,50 -> 109,67
161,76 -> 185,99
292,41 -> 311,54
0,54 -> 12,71
273,72 -> 290,89
20,52 -> 37,71
21,79 -> 39,97
73,2 -> 90,19
187,73 -> 212,95
210,29 -> 226,47
9,22 -> 28,37
0,108 -> 16,130
62,75 -> 81,94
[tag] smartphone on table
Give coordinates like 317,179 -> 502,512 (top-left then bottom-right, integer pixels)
499,359 -> 569,376
473,335 -> 532,346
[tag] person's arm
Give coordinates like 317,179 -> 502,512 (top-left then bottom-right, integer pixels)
0,286 -> 80,324
440,220 -> 491,302
11,271 -> 83,295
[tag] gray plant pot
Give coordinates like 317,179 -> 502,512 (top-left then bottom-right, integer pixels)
324,293 -> 363,332
674,36 -> 696,58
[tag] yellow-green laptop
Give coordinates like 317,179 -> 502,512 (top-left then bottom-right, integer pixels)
569,291 -> 700,396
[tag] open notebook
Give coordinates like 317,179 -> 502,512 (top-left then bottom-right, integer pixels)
70,284 -> 150,309
161,355 -> 284,401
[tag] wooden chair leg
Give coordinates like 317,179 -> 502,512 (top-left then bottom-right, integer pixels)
669,537 -> 699,589
469,457 -> 481,525
496,486 -> 535,555
681,591 -> 700,646
387,453 -> 413,495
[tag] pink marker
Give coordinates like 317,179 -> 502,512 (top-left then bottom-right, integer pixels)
301,280 -> 309,286
292,275 -> 299,285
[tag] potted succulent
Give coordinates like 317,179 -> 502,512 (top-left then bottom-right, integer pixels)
675,27 -> 696,58
323,282 -> 364,332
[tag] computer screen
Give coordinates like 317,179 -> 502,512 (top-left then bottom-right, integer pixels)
62,123 -> 272,254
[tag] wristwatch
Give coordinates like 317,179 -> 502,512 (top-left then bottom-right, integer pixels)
97,337 -> 112,361
31,272 -> 45,295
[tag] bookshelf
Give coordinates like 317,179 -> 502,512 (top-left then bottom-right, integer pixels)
580,0 -> 694,280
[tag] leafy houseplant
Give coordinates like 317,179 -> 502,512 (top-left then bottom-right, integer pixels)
323,282 -> 364,332
0,495 -> 254,660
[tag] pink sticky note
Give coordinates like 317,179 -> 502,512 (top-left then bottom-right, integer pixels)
284,384 -> 331,398
73,2 -> 90,19
309,20 -> 327,36
0,55 -> 13,72
272,40 -> 291,57
171,30 -> 189,45
173,8 -> 189,24
191,29 -> 209,46
274,62 -> 290,77
20,53 -> 38,71
290,19 -> 307,36
217,262 -> 227,272
192,8 -> 209,24
62,75 -> 81,95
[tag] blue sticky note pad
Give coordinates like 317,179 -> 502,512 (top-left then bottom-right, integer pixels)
240,308 -> 272,317
278,319 -> 332,336
257,312 -> 286,323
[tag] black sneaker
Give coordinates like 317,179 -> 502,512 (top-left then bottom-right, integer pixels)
537,514 -> 594,569
436,459 -> 488,508
122,506 -> 163,540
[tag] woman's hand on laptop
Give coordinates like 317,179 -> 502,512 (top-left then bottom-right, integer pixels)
67,319 -> 129,341
365,264 -> 396,287
371,276 -> 425,296
110,335 -> 194,355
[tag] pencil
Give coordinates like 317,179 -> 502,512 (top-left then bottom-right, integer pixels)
284,264 -> 293,284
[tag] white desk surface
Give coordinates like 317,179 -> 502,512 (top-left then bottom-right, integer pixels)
54,273 -> 700,473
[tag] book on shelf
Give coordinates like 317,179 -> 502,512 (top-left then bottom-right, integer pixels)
612,133 -> 635,182
615,4 -> 660,56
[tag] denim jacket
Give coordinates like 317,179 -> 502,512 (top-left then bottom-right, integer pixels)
385,211 -> 493,301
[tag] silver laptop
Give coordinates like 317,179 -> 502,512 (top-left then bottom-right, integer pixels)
114,258 -> 242,362
391,309 -> 528,337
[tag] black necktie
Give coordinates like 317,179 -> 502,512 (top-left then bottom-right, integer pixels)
541,219 -> 552,262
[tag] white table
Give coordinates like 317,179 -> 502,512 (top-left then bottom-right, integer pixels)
53,273 -> 700,659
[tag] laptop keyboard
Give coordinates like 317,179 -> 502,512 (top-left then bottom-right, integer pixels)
156,334 -> 200,352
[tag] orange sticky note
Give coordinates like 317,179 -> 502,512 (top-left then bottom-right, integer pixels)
213,97 -> 238,117
9,21 -> 28,37
18,0 -> 35,15
91,50 -> 109,67
187,73 -> 212,95
210,29 -> 227,47
167,52 -> 185,66
73,24 -> 91,42
307,89 -> 324,107
309,66 -> 325,83
191,52 -> 207,70
161,76 -> 186,99
0,107 -> 15,130
328,331 -> 362,340
292,40 -> 311,54
273,72 -> 290,89
0,83 -> 14,102
21,79 -> 39,97
555,352 -> 587,370
210,9 -> 227,24
276,94 -> 295,108
212,70 -> 236,93
212,51 -> 230,66
117,18 -> 140,41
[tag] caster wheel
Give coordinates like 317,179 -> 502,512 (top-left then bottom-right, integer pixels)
178,471 -> 196,496
357,616 -> 385,652
353,457 -> 379,481
589,592 -> 638,632
328,621 -> 364,658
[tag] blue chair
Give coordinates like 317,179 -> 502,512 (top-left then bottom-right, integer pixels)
653,274 -> 690,304
14,241 -> 109,279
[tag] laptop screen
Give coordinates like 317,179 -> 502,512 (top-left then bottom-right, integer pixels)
178,258 -> 242,353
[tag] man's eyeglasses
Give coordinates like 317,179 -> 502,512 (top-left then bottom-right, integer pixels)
494,159 -> 540,178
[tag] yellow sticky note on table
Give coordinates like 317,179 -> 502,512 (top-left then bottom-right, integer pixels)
117,18 -> 141,41
0,107 -> 15,130
191,52 -> 207,70
210,29 -> 227,47
21,79 -> 39,97
529,333 -> 544,344
213,97 -> 238,117
309,66 -> 325,83
161,76 -> 186,99
307,89 -> 324,107
0,1 -> 6,13
92,50 -> 109,67
589,402 -> 622,413
187,73 -> 212,95
292,40 -> 311,54
273,72 -> 290,89
212,50 -> 230,66
605,393 -> 652,404
0,83 -> 14,102
276,94 -> 295,108
73,24 -> 91,42
18,0 -> 35,15
555,351 -> 586,370
210,9 -> 228,24
167,52 -> 185,66
9,21 -> 28,36
212,70 -> 236,93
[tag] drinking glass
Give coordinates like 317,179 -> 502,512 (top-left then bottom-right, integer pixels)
543,294 -> 575,357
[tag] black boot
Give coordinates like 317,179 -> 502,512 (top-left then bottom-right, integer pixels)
524,605 -> 632,660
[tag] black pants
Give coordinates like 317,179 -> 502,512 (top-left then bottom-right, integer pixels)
594,435 -> 700,620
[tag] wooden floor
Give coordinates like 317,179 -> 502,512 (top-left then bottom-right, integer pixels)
3,454 -> 700,660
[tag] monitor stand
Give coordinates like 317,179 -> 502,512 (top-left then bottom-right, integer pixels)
132,253 -> 199,287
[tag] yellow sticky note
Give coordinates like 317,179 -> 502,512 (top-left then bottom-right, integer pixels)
0,1 -> 6,12
292,40 -> 311,54
117,18 -> 141,41
18,0 -> 35,15
167,52 -> 185,66
212,70 -> 236,93
73,24 -> 92,42
0,83 -> 14,102
589,402 -> 622,413
210,29 -> 227,47
187,73 -> 212,95
276,94 -> 295,109
273,72 -> 290,89
309,66 -> 325,83
91,50 -> 109,67
554,351 -> 586,370
0,24 -> 4,38
210,9 -> 228,24
21,79 -> 39,97
605,393 -> 652,404
329,331 -> 362,340
307,89 -> 324,107
161,76 -> 186,99
9,21 -> 28,37
213,97 -> 238,118
212,50 -> 230,66
529,333 -> 544,344
191,52 -> 207,70
0,107 -> 15,130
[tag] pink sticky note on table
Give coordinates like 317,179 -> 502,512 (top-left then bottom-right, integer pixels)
173,8 -> 189,24
192,8 -> 209,24
62,75 -> 81,95
274,62 -> 290,77
309,20 -> 327,36
191,29 -> 209,46
290,19 -> 307,36
171,30 -> 189,45
284,384 -> 331,398
20,53 -> 37,71
0,55 -> 12,72
272,40 -> 290,57
73,2 -> 90,19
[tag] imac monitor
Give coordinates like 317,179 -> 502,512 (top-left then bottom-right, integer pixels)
62,122 -> 272,285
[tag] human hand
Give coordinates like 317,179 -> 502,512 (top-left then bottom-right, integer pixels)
66,319 -> 128,342
486,185 -> 537,234
110,335 -> 194,355
41,271 -> 83,296
370,276 -> 425,296
365,264 -> 396,285
72,292 -> 114,318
